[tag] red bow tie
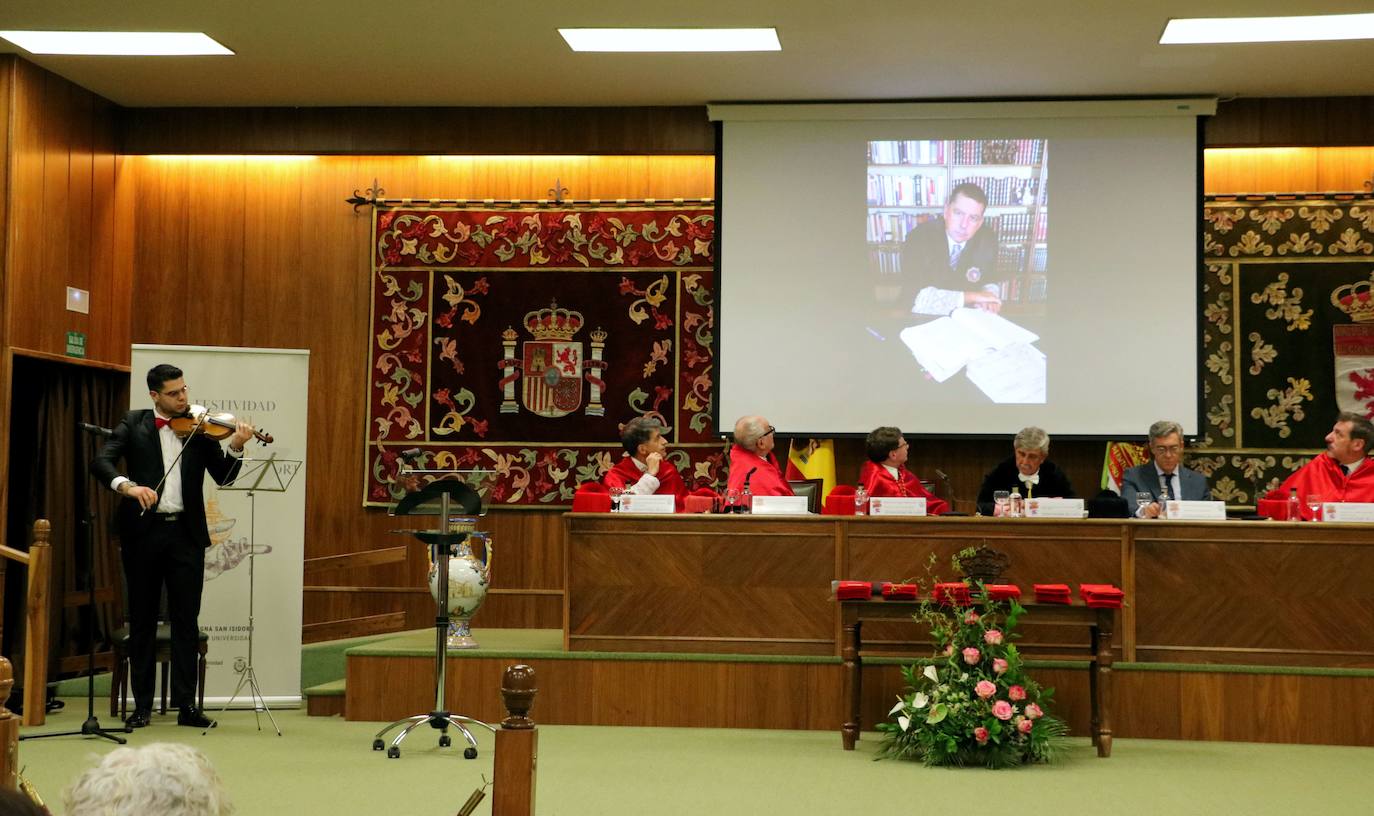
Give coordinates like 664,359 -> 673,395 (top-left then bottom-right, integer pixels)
155,417 -> 170,429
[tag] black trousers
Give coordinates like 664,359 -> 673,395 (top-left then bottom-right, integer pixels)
119,515 -> 205,711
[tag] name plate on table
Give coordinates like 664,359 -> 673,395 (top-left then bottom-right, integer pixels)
1023,498 -> 1084,518
1321,502 -> 1374,523
618,493 -> 676,514
868,497 -> 927,516
1163,500 -> 1226,520
751,495 -> 811,515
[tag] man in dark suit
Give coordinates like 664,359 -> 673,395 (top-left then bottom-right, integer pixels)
899,182 -> 1001,316
1120,420 -> 1210,517
92,364 -> 253,729
975,426 -> 1075,515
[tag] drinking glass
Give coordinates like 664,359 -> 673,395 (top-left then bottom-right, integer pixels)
1306,493 -> 1323,522
1135,492 -> 1153,517
854,486 -> 869,515
993,490 -> 1010,517
609,486 -> 624,513
725,488 -> 742,513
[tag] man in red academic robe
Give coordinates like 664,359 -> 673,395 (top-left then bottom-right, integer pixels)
727,415 -> 793,496
858,426 -> 950,514
1260,412 -> 1374,520
603,417 -> 689,511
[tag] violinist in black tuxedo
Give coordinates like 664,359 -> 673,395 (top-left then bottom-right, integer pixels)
91,364 -> 253,729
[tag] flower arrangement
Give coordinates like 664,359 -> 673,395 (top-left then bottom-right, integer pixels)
877,588 -> 1068,767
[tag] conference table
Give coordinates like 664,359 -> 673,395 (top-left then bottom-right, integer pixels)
563,513 -> 1374,669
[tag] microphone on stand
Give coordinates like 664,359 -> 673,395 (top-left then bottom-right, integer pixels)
77,421 -> 113,438
738,467 -> 758,514
933,468 -> 968,516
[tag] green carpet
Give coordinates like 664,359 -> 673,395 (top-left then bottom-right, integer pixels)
15,704 -> 1372,816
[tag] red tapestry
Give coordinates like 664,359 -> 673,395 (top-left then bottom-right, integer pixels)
364,205 -> 721,507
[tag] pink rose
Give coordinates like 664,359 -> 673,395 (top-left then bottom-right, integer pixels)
992,658 -> 1008,675
964,611 -> 980,624
975,680 -> 997,699
962,647 -> 981,665
1018,718 -> 1033,734
992,700 -> 1014,720
983,629 -> 1004,645
974,726 -> 990,745
1008,685 -> 1026,701
1025,703 -> 1043,720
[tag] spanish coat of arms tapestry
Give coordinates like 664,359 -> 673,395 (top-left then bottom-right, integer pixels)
365,204 -> 720,507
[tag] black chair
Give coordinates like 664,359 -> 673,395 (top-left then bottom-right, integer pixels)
787,479 -> 824,513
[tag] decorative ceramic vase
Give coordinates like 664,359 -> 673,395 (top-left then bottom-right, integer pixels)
428,523 -> 493,649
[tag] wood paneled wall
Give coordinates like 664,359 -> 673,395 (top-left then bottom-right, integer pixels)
118,107 -> 715,156
1206,96 -> 1374,147
1204,146 -> 1374,194
0,57 -> 131,551
1,57 -> 130,365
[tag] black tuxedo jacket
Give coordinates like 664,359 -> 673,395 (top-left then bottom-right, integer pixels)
91,409 -> 243,550
975,456 -> 1075,516
898,217 -> 1000,306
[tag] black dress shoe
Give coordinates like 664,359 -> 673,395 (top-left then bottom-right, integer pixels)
125,708 -> 153,728
177,706 -> 215,728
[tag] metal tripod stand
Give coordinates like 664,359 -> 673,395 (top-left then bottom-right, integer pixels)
372,476 -> 493,759
205,455 -> 299,736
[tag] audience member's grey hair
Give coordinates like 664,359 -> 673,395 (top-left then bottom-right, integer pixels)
1013,426 -> 1049,454
1148,420 -> 1184,443
734,416 -> 769,449
65,743 -> 233,816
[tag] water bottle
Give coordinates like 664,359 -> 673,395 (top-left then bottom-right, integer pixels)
854,485 -> 869,515
1009,488 -> 1023,518
740,483 -> 752,515
1287,487 -> 1301,522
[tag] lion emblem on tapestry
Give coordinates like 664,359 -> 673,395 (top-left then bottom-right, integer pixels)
364,205 -> 722,506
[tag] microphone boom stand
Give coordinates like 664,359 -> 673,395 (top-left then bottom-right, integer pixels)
21,421 -> 128,744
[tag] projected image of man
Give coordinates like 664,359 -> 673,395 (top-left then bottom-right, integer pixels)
900,183 -> 1001,316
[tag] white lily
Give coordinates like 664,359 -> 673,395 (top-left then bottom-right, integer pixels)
923,665 -> 939,682
912,692 -> 929,709
889,699 -> 906,716
898,715 -> 911,732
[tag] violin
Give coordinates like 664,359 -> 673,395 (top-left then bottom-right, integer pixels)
168,404 -> 274,445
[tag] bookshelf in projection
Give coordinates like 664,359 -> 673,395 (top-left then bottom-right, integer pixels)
866,139 -> 1049,404
866,139 -> 1048,312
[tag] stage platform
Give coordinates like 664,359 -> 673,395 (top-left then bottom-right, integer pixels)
306,627 -> 1374,747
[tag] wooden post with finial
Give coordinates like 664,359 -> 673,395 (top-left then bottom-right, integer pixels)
22,521 -> 51,727
0,656 -> 18,791
492,664 -> 538,816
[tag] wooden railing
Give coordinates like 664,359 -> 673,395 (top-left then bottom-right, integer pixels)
0,519 -> 52,726
0,656 -> 16,790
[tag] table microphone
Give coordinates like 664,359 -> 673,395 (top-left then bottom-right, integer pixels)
934,468 -> 968,516
399,447 -> 424,463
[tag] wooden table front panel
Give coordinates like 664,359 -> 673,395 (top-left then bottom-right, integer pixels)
564,513 -> 1374,669
565,515 -> 838,654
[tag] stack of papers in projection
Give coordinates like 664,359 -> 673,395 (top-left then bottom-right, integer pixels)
899,308 -> 1046,403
